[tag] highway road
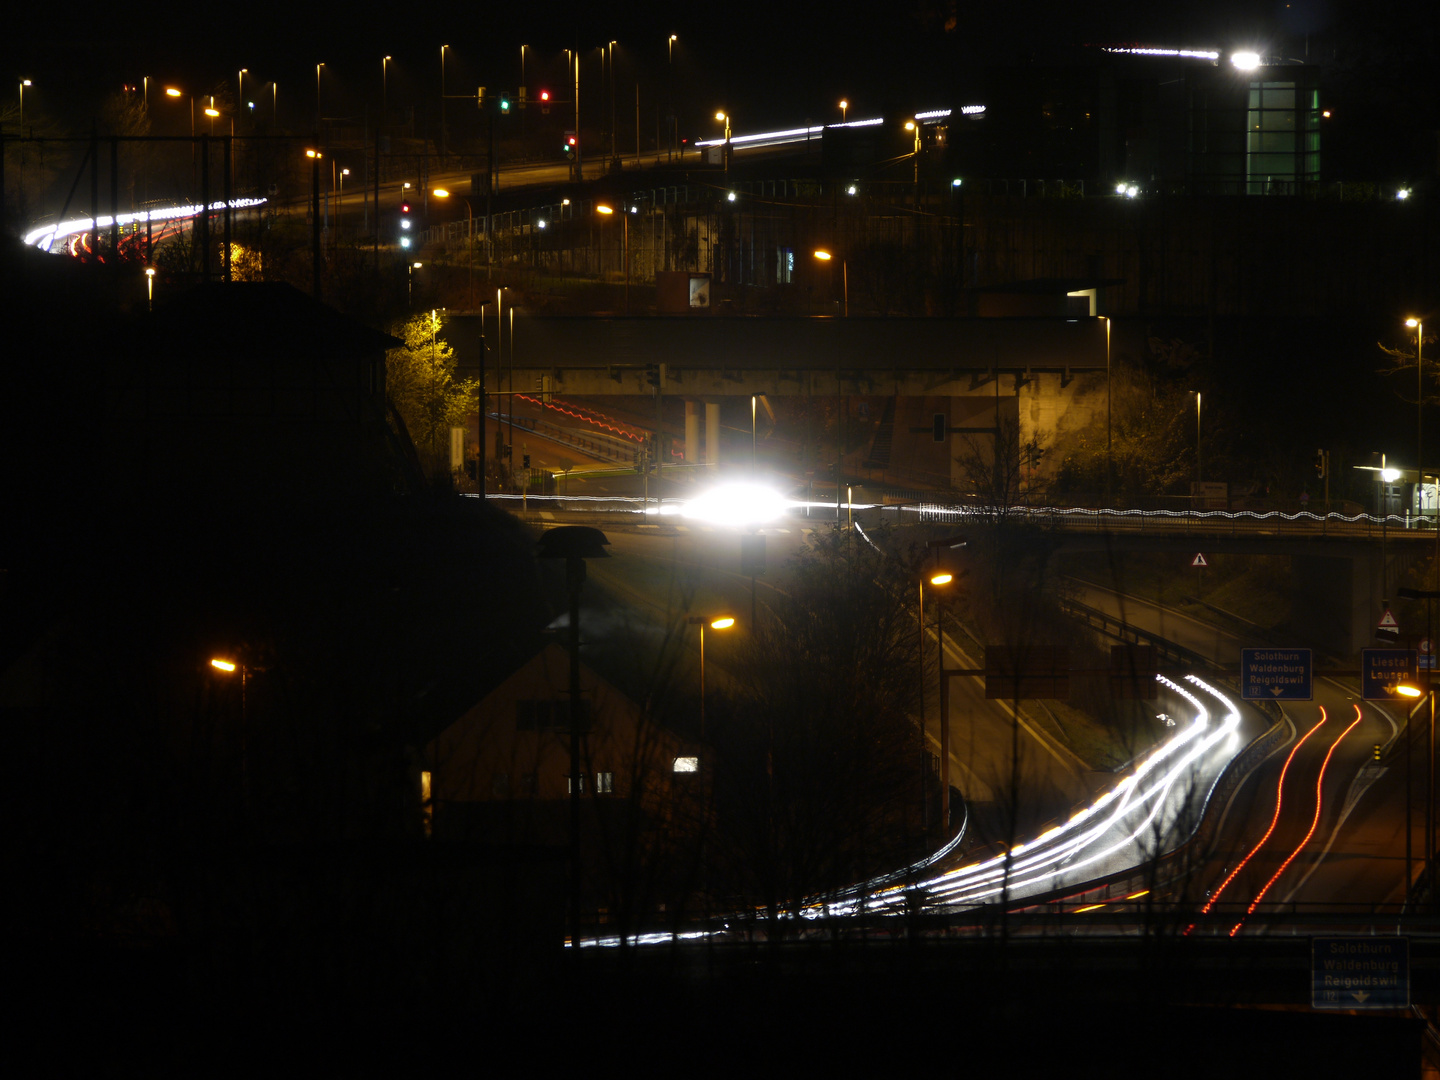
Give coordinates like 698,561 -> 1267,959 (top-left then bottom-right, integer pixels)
1067,580 -> 1416,930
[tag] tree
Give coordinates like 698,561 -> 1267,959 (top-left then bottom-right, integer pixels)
386,312 -> 478,474
1377,328 -> 1439,407
709,526 -> 928,918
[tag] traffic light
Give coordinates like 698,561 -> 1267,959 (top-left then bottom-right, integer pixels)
498,93 -> 511,114
398,200 -> 413,249
1314,449 -> 1327,478
644,363 -> 666,391
563,132 -> 577,157
1373,743 -> 1382,761
539,89 -> 551,114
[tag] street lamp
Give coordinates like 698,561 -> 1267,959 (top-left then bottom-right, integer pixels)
918,569 -> 954,834
440,44 -> 448,158
839,99 -> 848,123
813,248 -> 847,317
20,79 -> 32,127
595,203 -> 630,315
1408,318 -> 1426,523
408,260 -> 421,308
714,110 -> 732,173
210,656 -> 249,808
315,62 -> 324,130
687,614 -> 736,738
145,266 -> 156,311
1395,681 -> 1436,905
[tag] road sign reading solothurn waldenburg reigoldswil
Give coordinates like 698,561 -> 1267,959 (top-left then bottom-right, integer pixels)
1240,649 -> 1312,700
1312,937 -> 1409,1009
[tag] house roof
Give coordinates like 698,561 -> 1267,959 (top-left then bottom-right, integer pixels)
146,282 -> 402,361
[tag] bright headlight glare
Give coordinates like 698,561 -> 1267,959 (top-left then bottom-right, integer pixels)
682,483 -> 789,526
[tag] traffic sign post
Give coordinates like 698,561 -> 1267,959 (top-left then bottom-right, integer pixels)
1191,552 -> 1207,597
1361,649 -> 1418,700
1312,937 -> 1409,1009
1240,648 -> 1313,701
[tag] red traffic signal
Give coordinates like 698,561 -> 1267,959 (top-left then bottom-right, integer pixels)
538,90 -> 550,102
400,202 -> 411,213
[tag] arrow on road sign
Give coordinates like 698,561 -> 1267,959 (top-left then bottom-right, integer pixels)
1191,553 -> 1208,568
1352,991 -> 1371,1004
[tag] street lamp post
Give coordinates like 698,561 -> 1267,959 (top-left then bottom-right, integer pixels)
1408,318 -> 1426,523
596,204 -> 629,314
145,266 -> 156,312
687,614 -> 736,738
210,657 -> 249,810
918,570 -> 953,831
433,188 -> 475,308
19,79 -> 32,127
839,99 -> 848,123
715,111 -> 732,173
440,44 -> 448,158
813,248 -> 847,316
1396,680 -> 1437,905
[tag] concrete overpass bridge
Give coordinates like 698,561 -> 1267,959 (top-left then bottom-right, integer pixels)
449,313 -> 1108,486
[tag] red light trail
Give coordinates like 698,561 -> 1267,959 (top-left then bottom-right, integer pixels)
1228,704 -> 1364,936
1185,707 -> 1329,934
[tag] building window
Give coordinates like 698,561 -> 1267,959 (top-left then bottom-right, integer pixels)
567,774 -> 586,794
595,771 -> 614,794
933,414 -> 947,443
672,756 -> 699,773
776,247 -> 794,284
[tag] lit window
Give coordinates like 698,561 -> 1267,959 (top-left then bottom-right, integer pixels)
596,772 -> 614,794
776,247 -> 794,284
567,774 -> 586,793
673,756 -> 699,773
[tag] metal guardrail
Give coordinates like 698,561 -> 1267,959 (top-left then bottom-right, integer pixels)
1061,597 -> 1222,673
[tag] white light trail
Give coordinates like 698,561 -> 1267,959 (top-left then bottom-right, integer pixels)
24,197 -> 269,252
884,676 -> 1240,910
1102,46 -> 1221,60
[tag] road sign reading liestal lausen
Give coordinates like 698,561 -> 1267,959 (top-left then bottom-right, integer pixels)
1360,649 -> 1418,700
1312,937 -> 1408,1009
1240,648 -> 1312,700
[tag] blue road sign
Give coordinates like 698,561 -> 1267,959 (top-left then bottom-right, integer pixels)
1312,937 -> 1409,1009
1361,649 -> 1418,700
1241,648 -> 1312,700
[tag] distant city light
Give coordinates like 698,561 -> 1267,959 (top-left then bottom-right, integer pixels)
1397,187 -> 1412,201
951,178 -> 963,187
1230,51 -> 1262,71
846,184 -> 857,195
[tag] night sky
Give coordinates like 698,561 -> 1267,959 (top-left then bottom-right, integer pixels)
9,0 -> 1425,136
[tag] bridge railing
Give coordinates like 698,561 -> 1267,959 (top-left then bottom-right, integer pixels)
894,499 -> 1437,539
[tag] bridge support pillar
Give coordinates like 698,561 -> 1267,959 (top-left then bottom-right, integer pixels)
685,401 -> 699,466
706,401 -> 720,471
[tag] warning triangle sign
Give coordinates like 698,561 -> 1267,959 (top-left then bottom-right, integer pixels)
1191,553 -> 1208,568
1377,609 -> 1400,631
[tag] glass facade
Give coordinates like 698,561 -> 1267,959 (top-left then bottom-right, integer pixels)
1245,81 -> 1321,193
